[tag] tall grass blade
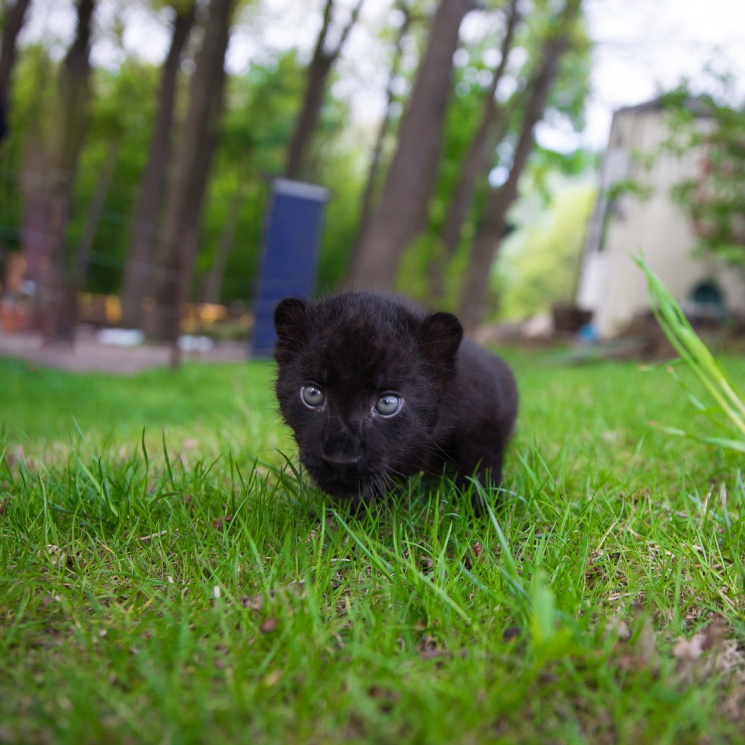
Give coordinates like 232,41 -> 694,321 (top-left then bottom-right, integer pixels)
636,255 -> 745,449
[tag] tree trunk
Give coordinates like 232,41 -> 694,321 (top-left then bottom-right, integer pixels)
427,0 -> 520,301
145,0 -> 234,351
457,0 -> 581,332
35,0 -> 95,343
284,0 -> 364,180
0,0 -> 32,141
346,0 -> 473,291
201,183 -> 246,304
19,132 -> 49,305
54,139 -> 119,339
119,3 -> 196,329
345,2 -> 413,281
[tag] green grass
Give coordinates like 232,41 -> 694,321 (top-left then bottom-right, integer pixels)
1,351 -> 745,744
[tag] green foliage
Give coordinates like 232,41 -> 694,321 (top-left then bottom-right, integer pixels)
662,80 -> 745,274
2,43 -> 365,302
432,41 -> 503,220
195,53 -> 308,302
394,50 -> 494,305
0,50 -> 160,292
69,62 -> 161,293
315,143 -> 366,290
524,145 -> 598,203
151,0 -> 197,13
398,0 -> 593,310
495,179 -> 595,319
196,50 -> 365,300
605,177 -> 653,203
2,0 -> 594,311
514,0 -> 592,130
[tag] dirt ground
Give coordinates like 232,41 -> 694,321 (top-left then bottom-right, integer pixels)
0,326 -> 250,374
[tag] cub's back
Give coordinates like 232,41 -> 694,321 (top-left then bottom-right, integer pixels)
455,339 -> 518,436
444,339 -> 518,483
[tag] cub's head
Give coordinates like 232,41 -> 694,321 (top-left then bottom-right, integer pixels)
273,293 -> 463,502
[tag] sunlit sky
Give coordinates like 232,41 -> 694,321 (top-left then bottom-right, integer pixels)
18,0 -> 745,152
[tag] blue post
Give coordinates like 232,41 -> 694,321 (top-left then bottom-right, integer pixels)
250,179 -> 329,358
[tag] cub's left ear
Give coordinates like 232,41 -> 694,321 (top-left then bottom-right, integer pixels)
274,297 -> 308,350
420,312 -> 463,366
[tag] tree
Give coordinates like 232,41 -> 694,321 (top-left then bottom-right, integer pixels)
0,0 -> 32,142
67,60 -> 158,300
119,2 -> 196,329
26,0 -> 96,342
427,0 -> 521,301
345,0 -> 416,278
13,49 -> 53,298
284,0 -> 365,180
457,0 -> 583,331
1,23 -> 46,302
345,0 -> 473,290
146,0 -> 235,355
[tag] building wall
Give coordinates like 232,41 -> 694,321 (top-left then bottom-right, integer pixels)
576,103 -> 745,337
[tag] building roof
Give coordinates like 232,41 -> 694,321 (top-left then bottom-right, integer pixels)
614,94 -> 714,119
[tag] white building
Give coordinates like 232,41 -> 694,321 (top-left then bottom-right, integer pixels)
576,99 -> 745,338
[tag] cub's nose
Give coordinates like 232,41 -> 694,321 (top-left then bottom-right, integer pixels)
321,433 -> 360,471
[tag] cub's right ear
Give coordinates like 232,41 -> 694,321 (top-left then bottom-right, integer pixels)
420,311 -> 463,367
274,297 -> 308,348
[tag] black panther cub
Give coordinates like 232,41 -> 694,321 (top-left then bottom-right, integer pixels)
273,292 -> 517,504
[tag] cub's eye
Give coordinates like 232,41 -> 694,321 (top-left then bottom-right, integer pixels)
375,394 -> 403,417
300,385 -> 325,409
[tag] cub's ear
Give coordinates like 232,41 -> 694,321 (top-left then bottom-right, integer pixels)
420,311 -> 463,366
274,297 -> 308,348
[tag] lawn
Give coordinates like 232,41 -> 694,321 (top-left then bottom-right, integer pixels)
1,350 -> 744,744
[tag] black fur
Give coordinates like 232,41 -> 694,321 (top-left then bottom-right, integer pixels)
273,292 -> 518,504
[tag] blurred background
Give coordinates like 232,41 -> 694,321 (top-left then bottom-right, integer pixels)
1,0 -> 744,366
